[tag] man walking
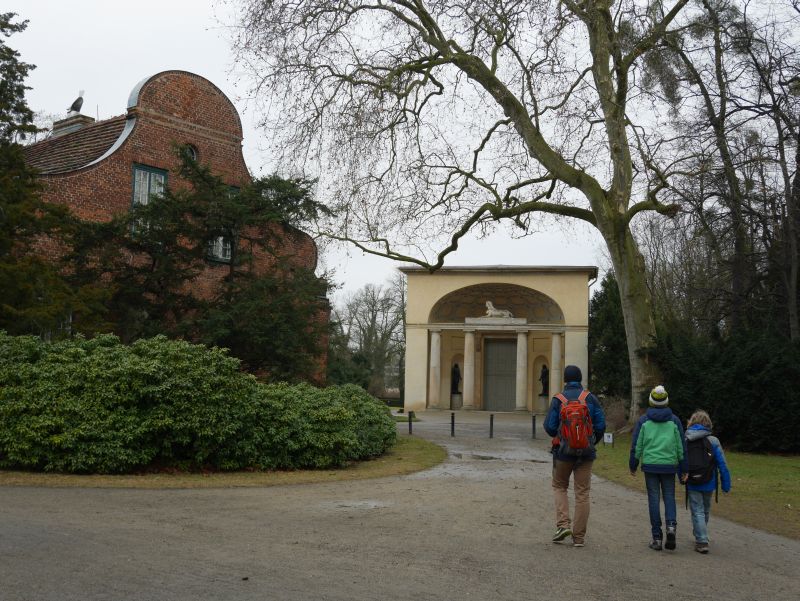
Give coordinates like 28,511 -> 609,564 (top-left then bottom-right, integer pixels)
544,365 -> 605,547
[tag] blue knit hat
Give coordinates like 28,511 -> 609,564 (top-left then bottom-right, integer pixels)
563,365 -> 582,383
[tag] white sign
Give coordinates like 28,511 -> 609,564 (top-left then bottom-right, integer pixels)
603,433 -> 614,444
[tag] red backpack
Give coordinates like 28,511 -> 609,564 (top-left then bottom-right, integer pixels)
554,390 -> 594,455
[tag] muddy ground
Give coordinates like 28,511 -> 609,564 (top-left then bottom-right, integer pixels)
1,410 -> 797,600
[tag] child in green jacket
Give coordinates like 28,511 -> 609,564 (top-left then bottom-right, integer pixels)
629,386 -> 688,551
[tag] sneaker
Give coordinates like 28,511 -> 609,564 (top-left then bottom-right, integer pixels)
552,527 -> 572,542
573,541 -> 585,547
665,527 -> 676,550
649,539 -> 663,551
695,542 -> 709,554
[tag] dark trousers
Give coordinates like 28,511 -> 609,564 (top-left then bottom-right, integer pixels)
644,472 -> 677,539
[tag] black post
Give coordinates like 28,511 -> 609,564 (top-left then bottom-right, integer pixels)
451,412 -> 455,437
490,413 -> 494,438
408,411 -> 413,435
532,415 -> 537,439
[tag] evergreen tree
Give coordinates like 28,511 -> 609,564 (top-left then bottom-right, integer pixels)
589,272 -> 631,399
0,13 -> 106,336
69,149 -> 330,380
197,269 -> 328,381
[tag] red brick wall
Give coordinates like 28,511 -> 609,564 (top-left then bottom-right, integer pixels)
31,71 -> 327,380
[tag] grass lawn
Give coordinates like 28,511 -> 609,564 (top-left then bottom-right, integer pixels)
392,414 -> 419,422
594,433 -> 800,540
0,434 -> 446,489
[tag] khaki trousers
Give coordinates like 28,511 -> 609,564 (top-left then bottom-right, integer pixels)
552,458 -> 593,543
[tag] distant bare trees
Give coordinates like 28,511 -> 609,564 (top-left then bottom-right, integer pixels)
639,0 -> 800,341
330,274 -> 405,395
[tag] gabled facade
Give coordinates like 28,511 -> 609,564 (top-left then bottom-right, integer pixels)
24,70 -> 319,290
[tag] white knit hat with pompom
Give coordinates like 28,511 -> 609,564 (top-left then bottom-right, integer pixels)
648,385 -> 669,407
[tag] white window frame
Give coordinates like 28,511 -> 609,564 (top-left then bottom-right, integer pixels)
131,164 -> 167,232
132,164 -> 166,208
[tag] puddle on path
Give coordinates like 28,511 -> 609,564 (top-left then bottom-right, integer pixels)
317,500 -> 392,511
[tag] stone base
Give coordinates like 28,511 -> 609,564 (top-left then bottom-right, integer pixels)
465,317 -> 527,325
450,393 -> 463,410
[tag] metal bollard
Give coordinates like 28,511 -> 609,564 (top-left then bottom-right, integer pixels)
408,411 -> 414,435
451,412 -> 455,437
532,415 -> 537,439
490,413 -> 494,438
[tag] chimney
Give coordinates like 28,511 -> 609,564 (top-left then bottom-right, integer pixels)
51,113 -> 96,137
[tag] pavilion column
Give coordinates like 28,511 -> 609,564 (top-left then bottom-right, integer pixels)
515,330 -> 528,410
463,330 -> 476,409
428,329 -> 441,409
549,332 -> 562,399
564,329 -> 588,387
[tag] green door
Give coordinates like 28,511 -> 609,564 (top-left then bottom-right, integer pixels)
483,339 -> 516,411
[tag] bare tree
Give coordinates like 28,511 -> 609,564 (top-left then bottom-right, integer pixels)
642,0 -> 800,339
335,274 -> 405,395
231,0 -> 701,417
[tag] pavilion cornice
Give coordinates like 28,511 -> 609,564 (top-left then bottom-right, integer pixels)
407,323 -> 588,332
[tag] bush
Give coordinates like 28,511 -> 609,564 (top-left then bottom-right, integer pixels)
0,333 -> 396,473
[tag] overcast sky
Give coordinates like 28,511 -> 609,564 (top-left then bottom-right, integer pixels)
7,0 -> 607,300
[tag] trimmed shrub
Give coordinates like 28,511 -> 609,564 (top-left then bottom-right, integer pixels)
0,333 -> 396,473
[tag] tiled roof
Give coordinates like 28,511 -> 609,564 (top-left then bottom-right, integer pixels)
22,115 -> 128,175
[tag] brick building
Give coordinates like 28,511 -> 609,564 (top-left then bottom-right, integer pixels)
23,70 -> 328,378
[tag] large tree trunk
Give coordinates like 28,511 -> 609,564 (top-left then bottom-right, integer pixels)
602,221 -> 662,423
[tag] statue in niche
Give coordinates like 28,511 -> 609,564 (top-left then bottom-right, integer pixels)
484,301 -> 513,318
451,363 -> 461,394
539,364 -> 549,397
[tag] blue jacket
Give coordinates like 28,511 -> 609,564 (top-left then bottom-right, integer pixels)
629,407 -> 688,475
685,424 -> 732,493
544,382 -> 605,461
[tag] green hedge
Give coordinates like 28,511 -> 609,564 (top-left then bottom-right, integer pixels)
654,327 -> 800,453
0,333 -> 396,473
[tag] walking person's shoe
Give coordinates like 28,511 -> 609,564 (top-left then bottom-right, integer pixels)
665,526 -> 676,550
552,527 -> 572,542
695,542 -> 709,554
572,539 -> 585,548
649,539 -> 663,551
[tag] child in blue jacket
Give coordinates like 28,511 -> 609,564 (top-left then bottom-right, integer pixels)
685,410 -> 731,554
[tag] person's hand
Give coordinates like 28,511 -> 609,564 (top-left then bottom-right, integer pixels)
680,474 -> 688,484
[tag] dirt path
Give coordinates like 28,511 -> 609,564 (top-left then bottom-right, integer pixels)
1,410 -> 797,600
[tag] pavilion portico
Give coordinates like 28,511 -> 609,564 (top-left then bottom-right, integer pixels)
400,266 -> 597,413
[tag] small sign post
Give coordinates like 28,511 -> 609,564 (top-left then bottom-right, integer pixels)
603,432 -> 614,448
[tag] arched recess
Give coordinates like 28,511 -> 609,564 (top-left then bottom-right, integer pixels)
429,283 -> 564,324
531,354 -> 550,413
449,353 -> 464,409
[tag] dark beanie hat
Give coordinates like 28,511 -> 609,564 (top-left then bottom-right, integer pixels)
564,365 -> 582,382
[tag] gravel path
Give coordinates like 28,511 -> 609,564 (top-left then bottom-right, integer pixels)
2,410 -> 797,601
